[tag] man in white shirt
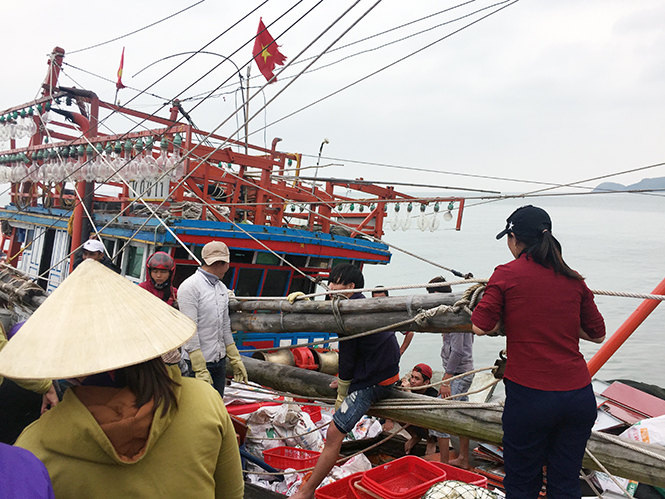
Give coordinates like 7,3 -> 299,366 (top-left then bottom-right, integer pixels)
178,241 -> 247,396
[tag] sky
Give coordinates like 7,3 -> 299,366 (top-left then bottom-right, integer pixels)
2,0 -> 665,201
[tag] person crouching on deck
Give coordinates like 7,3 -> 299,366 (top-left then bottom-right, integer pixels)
402,363 -> 439,455
291,264 -> 400,499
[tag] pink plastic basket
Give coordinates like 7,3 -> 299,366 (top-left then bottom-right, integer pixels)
315,472 -> 365,499
360,456 -> 446,499
262,446 -> 321,470
429,462 -> 488,488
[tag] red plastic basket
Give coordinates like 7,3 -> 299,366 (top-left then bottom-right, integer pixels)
350,476 -> 378,499
429,462 -> 488,488
361,456 -> 446,499
315,472 -> 365,499
262,446 -> 321,470
302,404 -> 322,423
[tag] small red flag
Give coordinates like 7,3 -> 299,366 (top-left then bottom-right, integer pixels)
116,47 -> 126,90
253,19 -> 286,83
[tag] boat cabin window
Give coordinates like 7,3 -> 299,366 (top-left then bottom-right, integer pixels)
231,250 -> 254,264
256,252 -> 282,266
124,244 -> 146,280
235,268 -> 263,297
307,256 -> 330,269
262,269 -> 290,297
101,239 -> 121,267
193,245 -> 203,262
173,245 -> 192,260
284,254 -> 307,267
332,258 -> 353,268
288,275 -> 316,295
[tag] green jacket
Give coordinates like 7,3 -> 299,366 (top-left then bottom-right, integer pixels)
16,367 -> 244,499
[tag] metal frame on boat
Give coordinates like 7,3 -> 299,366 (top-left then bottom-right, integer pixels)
0,47 -> 466,349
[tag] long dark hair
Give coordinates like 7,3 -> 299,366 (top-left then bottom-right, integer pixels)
515,230 -> 583,281
115,358 -> 179,417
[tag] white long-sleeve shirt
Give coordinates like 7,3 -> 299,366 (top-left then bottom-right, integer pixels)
179,268 -> 234,362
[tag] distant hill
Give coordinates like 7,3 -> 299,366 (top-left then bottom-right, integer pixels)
593,177 -> 665,192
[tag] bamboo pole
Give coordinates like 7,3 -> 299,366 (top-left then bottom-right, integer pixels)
235,356 -> 665,488
230,309 -> 472,335
230,293 -> 464,314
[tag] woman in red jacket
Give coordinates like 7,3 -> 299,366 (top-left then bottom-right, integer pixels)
140,252 -> 181,364
471,206 -> 605,499
139,252 -> 178,308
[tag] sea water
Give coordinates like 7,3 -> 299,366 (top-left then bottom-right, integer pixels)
363,193 -> 665,388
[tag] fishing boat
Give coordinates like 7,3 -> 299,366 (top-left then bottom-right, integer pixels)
0,47 -> 470,347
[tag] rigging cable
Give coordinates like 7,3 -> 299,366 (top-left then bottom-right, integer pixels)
466,160 -> 665,208
29,0 -> 384,281
239,1 -> 521,146
0,0 -> 311,216
263,0 -> 514,81
185,0 -> 482,95
105,0 -> 384,264
68,1 -> 207,55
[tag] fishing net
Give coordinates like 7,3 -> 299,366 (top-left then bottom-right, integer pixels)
423,480 -> 497,499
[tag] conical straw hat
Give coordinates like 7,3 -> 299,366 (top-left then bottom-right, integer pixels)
0,259 -> 196,379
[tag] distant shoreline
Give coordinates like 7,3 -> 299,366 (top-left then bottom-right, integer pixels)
594,176 -> 665,192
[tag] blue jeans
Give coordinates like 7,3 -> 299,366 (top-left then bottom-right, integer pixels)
185,356 -> 227,397
502,379 -> 596,499
430,373 -> 474,439
333,384 -> 393,434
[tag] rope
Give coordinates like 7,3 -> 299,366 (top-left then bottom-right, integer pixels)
227,394 -> 334,407
590,289 -> 665,301
237,280 -> 665,303
227,381 -> 335,403
592,430 -> 665,463
584,448 -> 634,499
579,469 -> 604,499
330,295 -> 350,335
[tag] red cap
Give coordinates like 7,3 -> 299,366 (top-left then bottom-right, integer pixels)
414,363 -> 433,381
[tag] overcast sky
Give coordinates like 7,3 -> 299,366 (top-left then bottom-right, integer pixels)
2,0 -> 665,200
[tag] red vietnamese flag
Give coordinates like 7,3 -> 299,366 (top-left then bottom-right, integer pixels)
116,47 -> 126,90
253,18 -> 286,83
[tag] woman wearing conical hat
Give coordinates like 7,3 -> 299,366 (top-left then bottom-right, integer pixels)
0,260 -> 244,499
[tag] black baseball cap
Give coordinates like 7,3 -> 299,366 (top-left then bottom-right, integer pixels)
496,205 -> 552,240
